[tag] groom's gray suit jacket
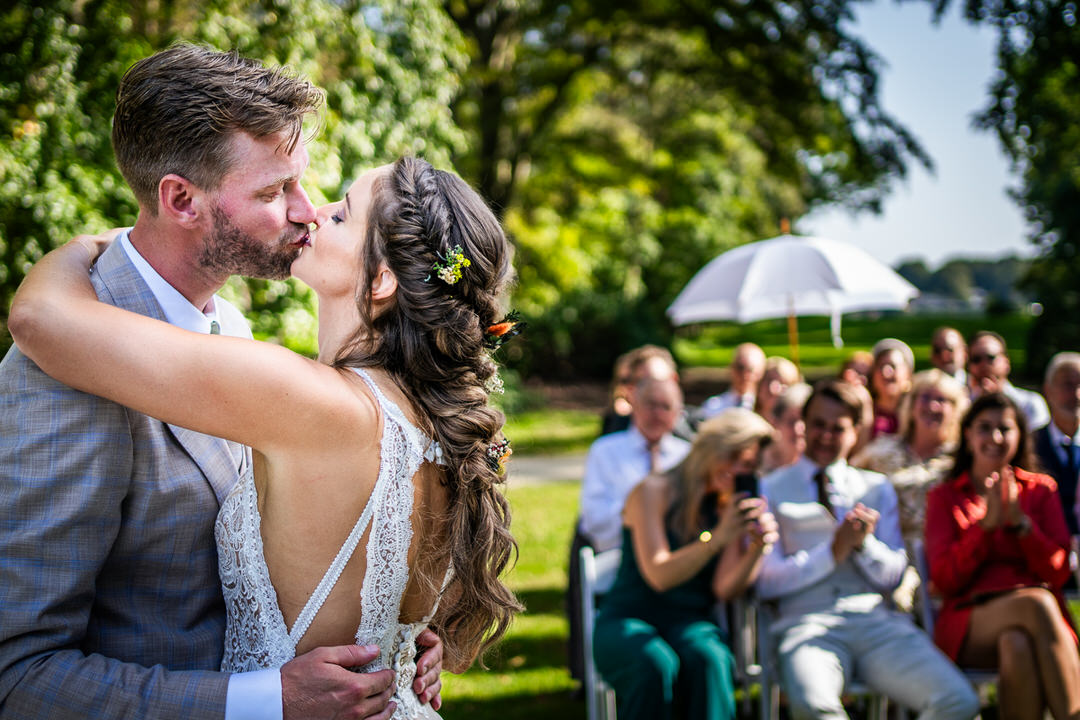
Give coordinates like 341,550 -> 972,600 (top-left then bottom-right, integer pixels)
0,240 -> 246,718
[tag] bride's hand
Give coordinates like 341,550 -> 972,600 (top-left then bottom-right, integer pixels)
413,628 -> 444,710
71,227 -> 127,263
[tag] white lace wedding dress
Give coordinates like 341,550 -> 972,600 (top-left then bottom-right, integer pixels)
215,368 -> 444,719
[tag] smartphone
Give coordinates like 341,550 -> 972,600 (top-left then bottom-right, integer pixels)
734,472 -> 759,498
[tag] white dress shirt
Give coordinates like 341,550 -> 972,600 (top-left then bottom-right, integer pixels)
1047,420 -> 1080,467
757,457 -> 907,606
120,234 -> 281,720
973,380 -> 1050,431
698,389 -> 755,420
579,425 -> 691,553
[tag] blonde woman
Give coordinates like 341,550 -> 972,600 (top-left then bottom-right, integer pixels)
593,409 -> 777,720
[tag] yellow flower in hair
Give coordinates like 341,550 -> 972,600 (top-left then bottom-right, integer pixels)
426,245 -> 471,285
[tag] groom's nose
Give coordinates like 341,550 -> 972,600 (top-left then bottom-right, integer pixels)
287,184 -> 317,226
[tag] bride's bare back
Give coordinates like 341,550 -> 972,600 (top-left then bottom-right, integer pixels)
253,367 -> 451,655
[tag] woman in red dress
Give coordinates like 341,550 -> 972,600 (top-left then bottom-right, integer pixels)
925,391 -> 1080,720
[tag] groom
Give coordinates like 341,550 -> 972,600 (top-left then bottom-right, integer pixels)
0,45 -> 441,719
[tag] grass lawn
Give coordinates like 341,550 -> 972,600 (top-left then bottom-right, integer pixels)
440,481 -> 583,720
502,409 -> 600,456
673,312 -> 1035,379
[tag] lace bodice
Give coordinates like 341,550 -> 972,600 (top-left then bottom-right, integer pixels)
215,368 -> 444,718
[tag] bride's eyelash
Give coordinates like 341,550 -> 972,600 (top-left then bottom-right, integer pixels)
331,213 -> 344,224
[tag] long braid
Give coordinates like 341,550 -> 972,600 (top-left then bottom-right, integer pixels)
334,156 -> 521,668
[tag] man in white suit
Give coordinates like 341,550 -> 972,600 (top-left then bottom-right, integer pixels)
758,380 -> 978,720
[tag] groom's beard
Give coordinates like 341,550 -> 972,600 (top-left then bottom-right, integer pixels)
200,205 -> 303,280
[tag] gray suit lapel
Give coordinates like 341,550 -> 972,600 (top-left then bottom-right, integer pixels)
94,239 -> 241,505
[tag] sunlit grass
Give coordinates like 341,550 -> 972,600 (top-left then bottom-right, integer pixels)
440,482 -> 582,720
673,311 -> 1034,377
502,409 -> 600,456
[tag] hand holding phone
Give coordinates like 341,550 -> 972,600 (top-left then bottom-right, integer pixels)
734,472 -> 759,498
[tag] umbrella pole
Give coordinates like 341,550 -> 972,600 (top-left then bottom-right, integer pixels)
787,312 -> 800,370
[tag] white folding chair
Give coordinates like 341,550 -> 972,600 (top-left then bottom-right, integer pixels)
580,545 -> 621,720
911,537 -> 998,705
754,595 -> 890,720
727,592 -> 764,716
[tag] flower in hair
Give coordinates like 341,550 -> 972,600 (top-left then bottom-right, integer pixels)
484,310 -> 526,351
485,372 -> 505,395
425,244 -> 471,285
486,436 -> 513,473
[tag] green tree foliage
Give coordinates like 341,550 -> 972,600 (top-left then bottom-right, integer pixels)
445,0 -> 931,377
938,0 -> 1080,373
0,0 -> 464,352
896,254 -> 1031,306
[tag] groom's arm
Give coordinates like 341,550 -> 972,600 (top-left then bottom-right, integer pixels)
0,346 -> 400,720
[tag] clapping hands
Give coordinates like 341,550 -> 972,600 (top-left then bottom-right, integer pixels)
978,466 -> 1025,531
831,503 -> 879,563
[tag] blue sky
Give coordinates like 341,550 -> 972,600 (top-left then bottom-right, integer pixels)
799,1 -> 1031,270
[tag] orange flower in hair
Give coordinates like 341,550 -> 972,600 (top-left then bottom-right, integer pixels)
484,310 -> 525,350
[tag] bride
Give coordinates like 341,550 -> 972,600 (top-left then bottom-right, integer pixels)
10,156 -> 522,718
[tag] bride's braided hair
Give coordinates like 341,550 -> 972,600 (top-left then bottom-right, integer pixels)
333,156 -> 521,668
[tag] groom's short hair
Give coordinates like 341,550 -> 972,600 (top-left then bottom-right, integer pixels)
112,43 -> 323,211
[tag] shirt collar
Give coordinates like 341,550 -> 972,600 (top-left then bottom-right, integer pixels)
627,423 -> 677,453
120,230 -> 220,334
1048,418 -> 1080,446
798,454 -> 848,479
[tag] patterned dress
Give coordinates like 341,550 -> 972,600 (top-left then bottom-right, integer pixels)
215,368 -> 444,719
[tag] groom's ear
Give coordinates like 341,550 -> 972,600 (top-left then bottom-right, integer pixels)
369,262 -> 398,302
158,174 -> 204,228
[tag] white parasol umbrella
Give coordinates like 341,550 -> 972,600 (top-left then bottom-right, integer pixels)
667,234 -> 918,365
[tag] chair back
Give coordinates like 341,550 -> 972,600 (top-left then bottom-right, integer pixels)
580,545 -> 621,720
910,537 -> 936,635
911,536 -> 997,696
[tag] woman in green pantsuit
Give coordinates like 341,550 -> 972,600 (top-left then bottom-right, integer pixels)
593,408 -> 778,720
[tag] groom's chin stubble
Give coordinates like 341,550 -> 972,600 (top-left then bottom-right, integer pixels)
202,208 -> 300,280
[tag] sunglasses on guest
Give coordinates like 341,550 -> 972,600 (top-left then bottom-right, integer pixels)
969,353 -> 1000,365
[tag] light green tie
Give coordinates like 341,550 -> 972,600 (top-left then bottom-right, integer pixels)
209,320 -> 220,335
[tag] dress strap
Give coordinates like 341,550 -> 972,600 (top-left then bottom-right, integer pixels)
288,487 -> 379,644
350,367 -> 446,466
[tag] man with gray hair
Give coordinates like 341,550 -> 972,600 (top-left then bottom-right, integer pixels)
699,342 -> 767,419
1034,352 -> 1080,535
0,45 -> 440,720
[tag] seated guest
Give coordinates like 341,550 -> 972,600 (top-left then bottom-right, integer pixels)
699,343 -> 766,419
760,382 -> 812,475
600,345 -> 679,436
580,375 -> 692,553
756,356 -> 802,422
758,380 -> 979,720
840,350 -> 873,388
569,375 -> 690,683
967,330 -> 1049,430
600,351 -> 635,437
853,369 -> 968,610
925,392 -> 1080,720
594,409 -> 778,720
931,326 -> 968,387
839,352 -> 876,457
868,338 -> 914,438
853,369 -> 968,543
1034,352 -> 1080,535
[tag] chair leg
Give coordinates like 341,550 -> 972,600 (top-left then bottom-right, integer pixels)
601,684 -> 617,720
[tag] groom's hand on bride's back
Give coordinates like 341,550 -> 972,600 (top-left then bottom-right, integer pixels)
281,644 -> 396,720
413,628 -> 444,710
